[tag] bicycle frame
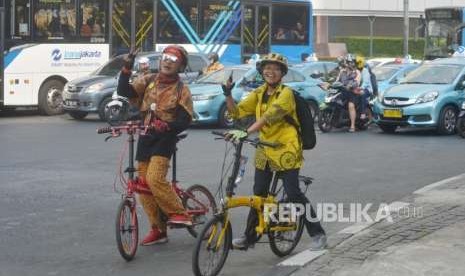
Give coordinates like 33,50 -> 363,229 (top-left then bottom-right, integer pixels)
217,139 -> 297,238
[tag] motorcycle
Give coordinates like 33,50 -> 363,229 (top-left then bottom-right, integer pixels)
457,102 -> 465,138
318,82 -> 370,133
104,91 -> 140,126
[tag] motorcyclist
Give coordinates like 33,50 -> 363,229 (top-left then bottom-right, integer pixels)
116,45 -> 194,246
201,52 -> 224,75
137,56 -> 150,75
222,53 -> 327,251
335,54 -> 362,132
356,56 -> 373,120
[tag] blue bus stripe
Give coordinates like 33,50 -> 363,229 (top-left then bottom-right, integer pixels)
4,49 -> 22,70
205,1 -> 240,53
202,1 -> 235,44
163,0 -> 200,43
160,0 -> 202,53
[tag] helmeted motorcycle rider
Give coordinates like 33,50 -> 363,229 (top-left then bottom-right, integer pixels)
356,56 -> 373,120
335,54 -> 362,132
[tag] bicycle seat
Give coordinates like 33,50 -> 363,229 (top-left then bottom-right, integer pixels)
176,131 -> 188,141
298,175 -> 313,186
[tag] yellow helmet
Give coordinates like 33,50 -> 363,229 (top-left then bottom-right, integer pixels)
355,56 -> 365,70
257,53 -> 288,75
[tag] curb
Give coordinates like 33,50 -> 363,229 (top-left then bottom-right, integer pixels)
260,173 -> 465,276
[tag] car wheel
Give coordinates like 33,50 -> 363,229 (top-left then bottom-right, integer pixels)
457,117 -> 465,138
378,124 -> 397,133
218,104 -> 234,128
98,97 -> 113,121
437,106 -> 457,135
68,111 -> 88,120
38,79 -> 65,115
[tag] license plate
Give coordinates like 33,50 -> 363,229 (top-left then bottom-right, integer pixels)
65,100 -> 78,107
384,109 -> 402,118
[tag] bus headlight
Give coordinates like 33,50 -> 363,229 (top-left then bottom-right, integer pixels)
85,83 -> 105,93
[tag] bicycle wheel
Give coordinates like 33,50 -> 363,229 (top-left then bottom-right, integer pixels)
192,214 -> 232,276
268,186 -> 305,257
115,198 -> 139,261
183,184 -> 218,238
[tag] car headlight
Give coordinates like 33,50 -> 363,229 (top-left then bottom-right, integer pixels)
415,91 -> 439,104
461,102 -> 465,109
192,93 -> 221,101
85,83 -> 105,93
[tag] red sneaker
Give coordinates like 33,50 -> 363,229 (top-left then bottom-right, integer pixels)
140,228 -> 168,246
168,214 -> 193,226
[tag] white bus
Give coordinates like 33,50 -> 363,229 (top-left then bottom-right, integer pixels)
0,0 -> 110,115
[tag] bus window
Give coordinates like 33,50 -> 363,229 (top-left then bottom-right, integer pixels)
272,4 -> 308,45
11,0 -> 30,38
157,0 -> 199,44
33,0 -> 77,40
79,0 -> 107,43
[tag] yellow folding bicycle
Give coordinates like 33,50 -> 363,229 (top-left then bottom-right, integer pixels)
192,131 -> 313,276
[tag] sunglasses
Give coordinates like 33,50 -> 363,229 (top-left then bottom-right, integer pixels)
162,53 -> 179,63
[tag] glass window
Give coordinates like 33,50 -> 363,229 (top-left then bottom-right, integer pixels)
135,0 -> 153,51
157,0 -> 198,44
188,55 -> 207,72
33,0 -> 77,40
200,1 -> 239,43
112,0 -> 131,55
94,56 -> 124,76
372,66 -> 399,81
197,68 -> 247,84
283,70 -> 304,83
272,4 -> 308,45
402,64 -> 462,85
79,0 -> 107,43
11,0 -> 31,38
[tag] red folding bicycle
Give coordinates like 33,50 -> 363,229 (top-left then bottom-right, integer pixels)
97,121 -> 217,261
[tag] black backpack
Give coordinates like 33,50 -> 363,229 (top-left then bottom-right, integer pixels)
367,66 -> 378,96
283,89 -> 316,150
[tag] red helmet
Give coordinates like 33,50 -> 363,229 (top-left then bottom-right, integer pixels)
162,45 -> 189,72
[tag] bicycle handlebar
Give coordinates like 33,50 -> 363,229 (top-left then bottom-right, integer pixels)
97,121 -> 147,136
97,126 -> 113,134
211,131 -> 279,148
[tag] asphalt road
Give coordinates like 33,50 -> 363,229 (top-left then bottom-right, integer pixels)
1,111 -> 464,276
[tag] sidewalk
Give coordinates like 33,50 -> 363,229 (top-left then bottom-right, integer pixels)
291,174 -> 465,276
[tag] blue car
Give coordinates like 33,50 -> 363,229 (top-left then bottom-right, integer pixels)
372,63 -> 420,95
292,62 -> 338,80
373,57 -> 465,134
190,65 -> 326,127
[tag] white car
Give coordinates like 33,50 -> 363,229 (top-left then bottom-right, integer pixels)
367,57 -> 421,68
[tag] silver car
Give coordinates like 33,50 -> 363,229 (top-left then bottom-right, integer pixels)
62,52 -> 208,120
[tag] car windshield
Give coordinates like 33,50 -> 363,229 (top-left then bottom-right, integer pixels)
372,66 -> 399,81
93,56 -> 125,77
401,64 -> 462,84
196,68 -> 247,84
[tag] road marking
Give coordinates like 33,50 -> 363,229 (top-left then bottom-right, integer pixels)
338,222 -> 374,234
278,249 -> 327,266
414,173 -> 465,195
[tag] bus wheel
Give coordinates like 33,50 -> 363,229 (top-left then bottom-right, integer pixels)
39,79 -> 65,116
